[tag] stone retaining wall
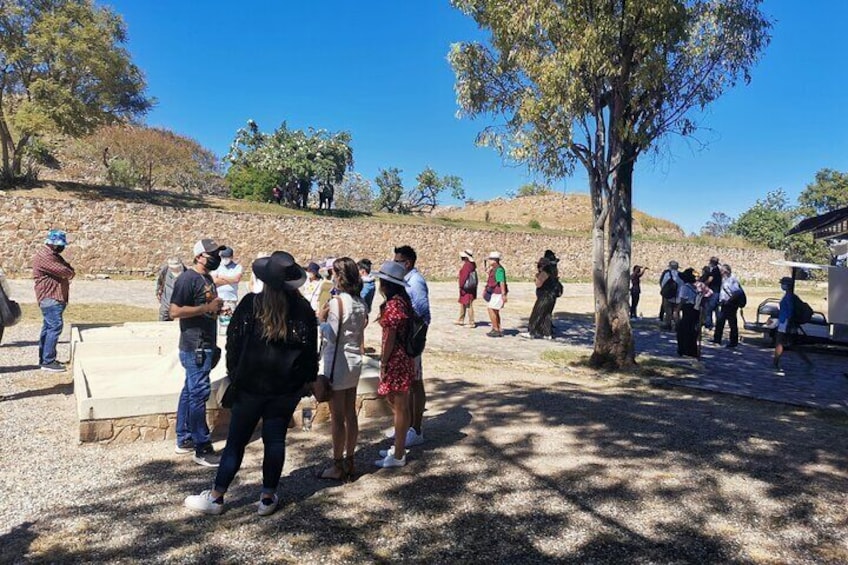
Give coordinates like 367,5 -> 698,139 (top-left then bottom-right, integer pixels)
78,395 -> 393,444
2,195 -> 786,282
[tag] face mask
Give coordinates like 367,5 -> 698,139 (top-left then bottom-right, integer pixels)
204,253 -> 221,271
221,258 -> 232,266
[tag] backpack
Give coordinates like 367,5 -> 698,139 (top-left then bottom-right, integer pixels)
553,278 -> 564,298
729,287 -> 747,308
405,311 -> 428,357
463,270 -> 478,292
791,295 -> 814,324
660,271 -> 678,299
0,286 -> 21,327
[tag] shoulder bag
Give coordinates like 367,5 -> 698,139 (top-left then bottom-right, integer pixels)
312,296 -> 343,403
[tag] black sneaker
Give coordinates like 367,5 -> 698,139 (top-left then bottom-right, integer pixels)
175,439 -> 195,454
193,445 -> 221,468
40,361 -> 66,373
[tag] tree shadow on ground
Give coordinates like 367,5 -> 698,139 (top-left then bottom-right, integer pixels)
0,364 -> 42,375
8,375 -> 847,563
0,381 -> 72,401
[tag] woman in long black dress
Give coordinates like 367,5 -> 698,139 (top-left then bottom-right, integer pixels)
523,255 -> 561,339
676,268 -> 700,358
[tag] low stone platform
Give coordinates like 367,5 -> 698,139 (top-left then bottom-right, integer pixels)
72,322 -> 388,443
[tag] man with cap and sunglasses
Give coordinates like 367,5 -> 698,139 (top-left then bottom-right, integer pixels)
169,239 -> 226,467
32,229 -> 75,372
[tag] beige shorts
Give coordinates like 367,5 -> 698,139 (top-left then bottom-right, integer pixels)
488,294 -> 505,310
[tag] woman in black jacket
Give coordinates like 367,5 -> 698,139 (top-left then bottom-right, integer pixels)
185,251 -> 317,517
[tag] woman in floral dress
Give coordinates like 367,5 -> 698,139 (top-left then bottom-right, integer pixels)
372,261 -> 415,468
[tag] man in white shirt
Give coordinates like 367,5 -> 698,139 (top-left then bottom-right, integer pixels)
211,247 -> 243,333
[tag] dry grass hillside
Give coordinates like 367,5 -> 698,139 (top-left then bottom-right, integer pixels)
435,193 -> 684,237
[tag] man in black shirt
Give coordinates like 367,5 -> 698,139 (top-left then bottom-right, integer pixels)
703,256 -> 723,330
170,239 -> 225,467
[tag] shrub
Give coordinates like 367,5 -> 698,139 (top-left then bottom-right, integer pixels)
528,219 -> 542,229
225,165 -> 279,201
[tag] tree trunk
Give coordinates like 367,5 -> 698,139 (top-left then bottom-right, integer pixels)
590,148 -> 637,370
0,116 -> 13,184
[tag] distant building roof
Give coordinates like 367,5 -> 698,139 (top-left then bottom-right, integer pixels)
787,205 -> 848,240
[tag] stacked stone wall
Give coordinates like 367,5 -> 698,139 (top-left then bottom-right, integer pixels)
1,195 -> 786,282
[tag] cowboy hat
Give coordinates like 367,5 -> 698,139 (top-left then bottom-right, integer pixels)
487,251 -> 502,261
252,251 -> 307,290
373,261 -> 410,288
459,249 -> 474,259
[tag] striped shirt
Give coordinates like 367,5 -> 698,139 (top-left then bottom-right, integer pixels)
32,246 -> 75,303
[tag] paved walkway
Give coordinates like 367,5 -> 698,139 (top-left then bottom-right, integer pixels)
9,279 -> 847,414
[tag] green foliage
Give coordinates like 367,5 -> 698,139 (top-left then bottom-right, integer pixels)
731,190 -> 792,249
225,120 -> 353,202
0,0 -> 151,182
374,167 -> 405,213
528,219 -> 541,229
798,168 -> 848,217
374,166 -> 464,214
517,183 -> 552,198
225,165 -> 278,202
731,189 -> 829,263
106,158 -> 142,188
335,172 -> 374,212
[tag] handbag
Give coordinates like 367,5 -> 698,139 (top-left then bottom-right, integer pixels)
0,285 -> 21,327
312,296 -> 343,403
217,314 -> 252,409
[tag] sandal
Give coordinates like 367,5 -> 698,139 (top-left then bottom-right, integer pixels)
453,320 -> 465,326
318,458 -> 346,481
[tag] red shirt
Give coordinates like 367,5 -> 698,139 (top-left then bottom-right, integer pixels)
32,246 -> 75,303
378,295 -> 415,395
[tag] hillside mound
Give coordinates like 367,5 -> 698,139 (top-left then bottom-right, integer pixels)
434,193 -> 684,237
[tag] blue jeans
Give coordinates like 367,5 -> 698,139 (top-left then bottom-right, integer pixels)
703,293 -> 720,329
213,390 -> 301,495
39,299 -> 66,365
177,349 -> 213,449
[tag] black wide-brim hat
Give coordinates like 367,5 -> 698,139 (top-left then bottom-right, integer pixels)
252,251 -> 307,291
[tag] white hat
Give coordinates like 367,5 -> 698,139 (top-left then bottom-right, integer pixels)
488,251 -> 502,261
459,249 -> 474,259
373,261 -> 410,288
193,239 -> 225,257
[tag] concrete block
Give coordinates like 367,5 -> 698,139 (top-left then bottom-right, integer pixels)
360,397 -> 393,419
110,426 -> 140,444
141,428 -> 166,442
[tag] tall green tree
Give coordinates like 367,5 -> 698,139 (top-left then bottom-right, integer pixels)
450,0 -> 770,368
374,167 -> 405,213
0,0 -> 151,183
732,190 -> 792,249
225,120 -> 353,205
797,168 -> 848,217
406,167 -> 464,214
700,211 -> 733,238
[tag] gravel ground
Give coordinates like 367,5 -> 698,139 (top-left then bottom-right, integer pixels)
1,281 -> 847,564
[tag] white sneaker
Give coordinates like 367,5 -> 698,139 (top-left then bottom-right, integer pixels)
257,493 -> 279,516
518,332 -> 534,339
384,427 -> 396,439
379,446 -> 410,458
405,428 -> 424,447
374,454 -> 406,468
184,490 -> 224,515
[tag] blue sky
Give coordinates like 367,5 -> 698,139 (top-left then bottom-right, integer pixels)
105,0 -> 848,234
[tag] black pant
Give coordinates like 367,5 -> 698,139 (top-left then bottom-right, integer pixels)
714,303 -> 738,346
630,290 -> 640,318
214,389 -> 301,495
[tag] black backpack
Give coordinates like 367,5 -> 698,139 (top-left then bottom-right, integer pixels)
660,271 -> 678,299
405,311 -> 428,357
791,295 -> 814,325
463,270 -> 478,292
0,286 -> 21,327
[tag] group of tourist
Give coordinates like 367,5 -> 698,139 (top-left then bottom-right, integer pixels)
11,227 -> 815,519
649,256 -> 745,358
166,240 -> 432,516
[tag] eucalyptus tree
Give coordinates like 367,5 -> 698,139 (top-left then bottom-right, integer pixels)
0,0 -> 150,183
450,0 -> 770,368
